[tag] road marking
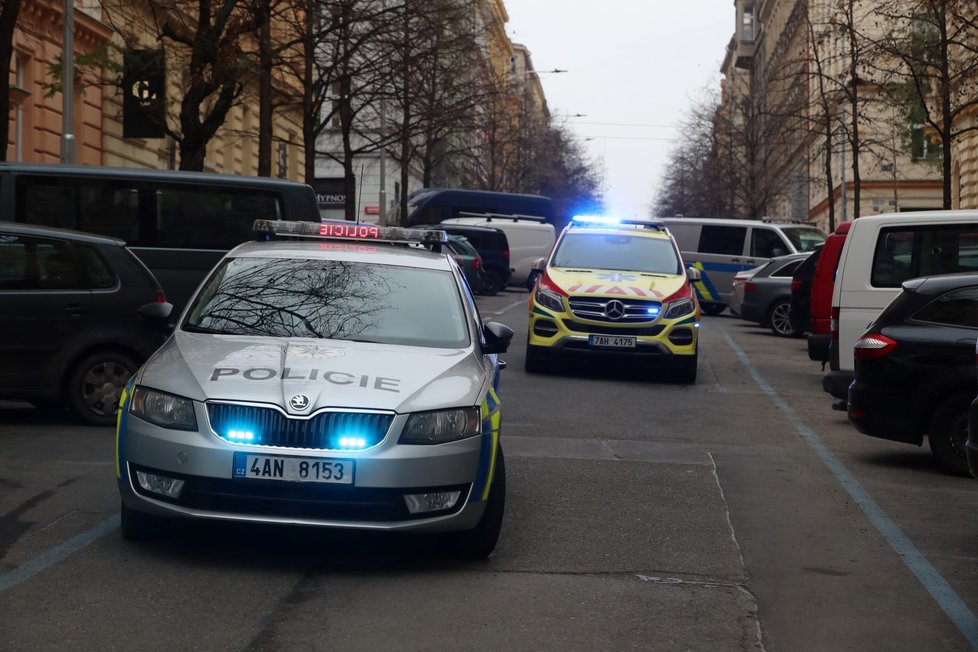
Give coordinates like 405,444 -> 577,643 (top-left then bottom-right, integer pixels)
0,514 -> 119,594
720,325 -> 978,649
485,299 -> 526,318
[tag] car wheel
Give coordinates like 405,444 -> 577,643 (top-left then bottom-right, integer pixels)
120,502 -> 164,542
700,302 -> 726,316
525,271 -> 541,291
66,350 -> 138,426
524,344 -> 549,373
674,350 -> 698,384
768,299 -> 797,337
479,269 -> 504,296
927,392 -> 972,477
449,446 -> 506,560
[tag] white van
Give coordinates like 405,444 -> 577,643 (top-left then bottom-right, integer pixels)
822,210 -> 978,401
442,213 -> 556,287
661,217 -> 826,314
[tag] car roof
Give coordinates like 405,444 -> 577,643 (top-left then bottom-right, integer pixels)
0,221 -> 126,246
562,224 -> 673,240
228,239 -> 455,271
904,272 -> 978,294
661,217 -> 823,228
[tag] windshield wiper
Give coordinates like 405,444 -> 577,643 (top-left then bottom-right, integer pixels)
183,323 -> 233,335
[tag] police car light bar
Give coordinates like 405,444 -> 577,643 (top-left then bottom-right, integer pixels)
570,215 -> 666,230
253,220 -> 448,245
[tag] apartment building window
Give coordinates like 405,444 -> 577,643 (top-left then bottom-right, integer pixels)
742,5 -> 756,42
910,124 -> 935,161
11,53 -> 31,161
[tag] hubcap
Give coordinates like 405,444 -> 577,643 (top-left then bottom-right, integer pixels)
81,361 -> 131,417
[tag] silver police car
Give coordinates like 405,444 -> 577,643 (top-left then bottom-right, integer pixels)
116,220 -> 513,558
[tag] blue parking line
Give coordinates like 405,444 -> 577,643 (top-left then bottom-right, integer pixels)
719,325 -> 978,649
0,514 -> 119,594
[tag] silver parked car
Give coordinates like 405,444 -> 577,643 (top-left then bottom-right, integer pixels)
738,252 -> 811,336
115,220 -> 513,558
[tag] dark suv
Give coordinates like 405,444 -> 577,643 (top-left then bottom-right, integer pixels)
0,223 -> 171,425
420,223 -> 510,295
848,273 -> 978,476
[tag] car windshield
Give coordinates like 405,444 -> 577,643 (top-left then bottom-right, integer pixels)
551,232 -> 682,274
782,227 -> 827,252
184,257 -> 469,348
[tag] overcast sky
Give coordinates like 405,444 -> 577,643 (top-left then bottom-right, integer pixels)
503,1 -> 735,218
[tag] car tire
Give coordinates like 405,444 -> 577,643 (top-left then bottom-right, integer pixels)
767,299 -> 797,337
927,392 -> 972,477
479,268 -> 504,296
120,502 -> 164,542
524,344 -> 549,373
674,350 -> 698,384
66,350 -> 139,427
525,271 -> 541,291
700,302 -> 726,316
449,446 -> 506,560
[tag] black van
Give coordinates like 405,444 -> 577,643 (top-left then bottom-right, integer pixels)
418,223 -> 511,295
0,163 -> 319,310
405,188 -> 554,227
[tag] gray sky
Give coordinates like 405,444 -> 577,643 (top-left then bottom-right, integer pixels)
503,1 -> 734,218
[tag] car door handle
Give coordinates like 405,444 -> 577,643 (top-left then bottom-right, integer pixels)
64,304 -> 90,318
498,360 -> 508,370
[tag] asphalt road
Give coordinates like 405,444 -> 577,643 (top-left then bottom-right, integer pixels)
1,289 -> 976,651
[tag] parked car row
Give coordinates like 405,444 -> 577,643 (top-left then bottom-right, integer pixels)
686,211 -> 978,478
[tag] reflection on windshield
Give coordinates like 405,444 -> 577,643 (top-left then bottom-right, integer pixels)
184,258 -> 469,348
551,233 -> 681,274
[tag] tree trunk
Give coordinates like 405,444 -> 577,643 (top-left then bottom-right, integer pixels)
257,0 -> 272,177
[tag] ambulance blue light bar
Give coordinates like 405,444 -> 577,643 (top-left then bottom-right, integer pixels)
570,215 -> 666,230
253,219 -> 448,245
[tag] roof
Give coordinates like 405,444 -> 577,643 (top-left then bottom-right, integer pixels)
0,163 -> 312,190
228,239 -> 454,271
0,220 -> 126,246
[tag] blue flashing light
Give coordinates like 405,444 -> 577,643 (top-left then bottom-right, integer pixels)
572,215 -> 621,225
228,429 -> 256,441
337,436 -> 368,450
647,305 -> 662,318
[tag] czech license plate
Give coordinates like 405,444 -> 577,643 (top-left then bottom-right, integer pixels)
589,334 -> 637,349
232,452 -> 353,485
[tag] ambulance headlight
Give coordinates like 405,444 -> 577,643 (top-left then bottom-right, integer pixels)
130,386 -> 197,431
400,407 -> 481,444
535,287 -> 564,313
664,297 -> 695,319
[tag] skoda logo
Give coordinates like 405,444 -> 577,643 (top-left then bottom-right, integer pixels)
289,394 -> 310,410
605,300 -> 626,320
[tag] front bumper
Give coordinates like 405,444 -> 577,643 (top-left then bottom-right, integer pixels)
848,381 -> 922,446
117,406 -> 492,533
526,305 -> 698,362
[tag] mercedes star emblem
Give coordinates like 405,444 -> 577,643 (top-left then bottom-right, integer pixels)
605,300 -> 626,320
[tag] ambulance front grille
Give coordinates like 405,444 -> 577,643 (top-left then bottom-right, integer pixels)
567,296 -> 663,323
206,403 -> 394,450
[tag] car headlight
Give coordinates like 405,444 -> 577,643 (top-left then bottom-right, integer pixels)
400,407 -> 481,445
664,297 -> 695,319
535,287 -> 565,313
130,386 -> 197,431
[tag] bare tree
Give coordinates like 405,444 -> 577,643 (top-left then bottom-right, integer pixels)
871,0 -> 978,208
101,0 -> 265,171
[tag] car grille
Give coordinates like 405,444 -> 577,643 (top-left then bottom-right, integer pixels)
568,296 -> 663,323
206,403 -> 394,451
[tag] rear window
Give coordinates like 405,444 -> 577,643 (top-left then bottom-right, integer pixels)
912,286 -> 978,328
552,232 -> 681,274
871,225 -> 978,288
782,227 -> 827,252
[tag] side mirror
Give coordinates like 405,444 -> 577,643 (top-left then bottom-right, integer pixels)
138,301 -> 174,328
771,247 -> 787,258
483,321 -> 514,354
686,266 -> 701,281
